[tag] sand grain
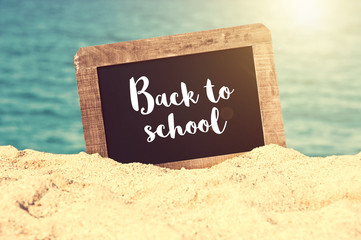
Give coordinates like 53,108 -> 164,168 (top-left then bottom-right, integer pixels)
0,144 -> 360,239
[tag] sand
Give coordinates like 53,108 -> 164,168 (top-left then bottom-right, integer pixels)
0,144 -> 360,239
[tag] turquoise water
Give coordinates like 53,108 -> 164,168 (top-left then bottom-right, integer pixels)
1,0 -> 360,156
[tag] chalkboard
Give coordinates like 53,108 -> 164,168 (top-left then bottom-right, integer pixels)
74,23 -> 286,169
97,46 -> 264,164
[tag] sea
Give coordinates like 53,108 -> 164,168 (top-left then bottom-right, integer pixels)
1,0 -> 360,156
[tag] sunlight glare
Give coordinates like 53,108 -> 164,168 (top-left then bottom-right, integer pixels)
289,0 -> 325,29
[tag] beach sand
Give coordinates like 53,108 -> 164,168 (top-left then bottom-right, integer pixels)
0,144 -> 360,239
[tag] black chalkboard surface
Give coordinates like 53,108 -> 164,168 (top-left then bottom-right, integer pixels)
75,24 -> 286,169
97,46 -> 264,164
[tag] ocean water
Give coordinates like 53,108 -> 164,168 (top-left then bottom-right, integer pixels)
0,0 -> 360,156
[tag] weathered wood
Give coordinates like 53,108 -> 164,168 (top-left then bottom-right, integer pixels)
156,153 -> 245,169
74,23 -> 286,169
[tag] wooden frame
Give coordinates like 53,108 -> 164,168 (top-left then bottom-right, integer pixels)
74,23 -> 286,169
